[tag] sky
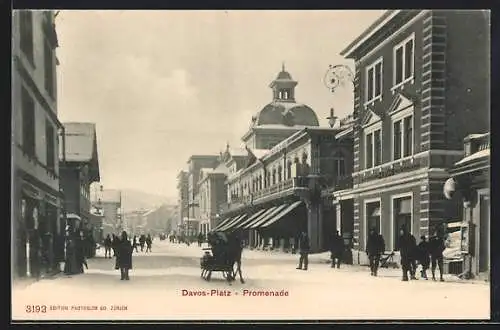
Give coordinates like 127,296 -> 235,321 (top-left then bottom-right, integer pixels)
55,10 -> 385,199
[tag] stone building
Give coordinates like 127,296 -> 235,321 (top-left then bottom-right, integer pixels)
11,10 -> 63,278
96,189 -> 122,237
176,170 -> 189,234
337,10 -> 490,263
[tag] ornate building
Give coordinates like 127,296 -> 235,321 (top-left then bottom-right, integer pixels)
337,10 -> 489,264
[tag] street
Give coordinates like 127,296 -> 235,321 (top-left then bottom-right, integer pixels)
12,241 -> 490,321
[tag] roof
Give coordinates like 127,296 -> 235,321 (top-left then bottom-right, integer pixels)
454,148 -> 490,166
100,189 -> 121,203
250,148 -> 270,160
276,70 -> 293,80
340,10 -> 399,58
63,122 -> 98,162
252,102 -> 319,127
227,148 -> 247,157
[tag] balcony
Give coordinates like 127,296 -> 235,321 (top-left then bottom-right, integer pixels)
226,176 -> 310,212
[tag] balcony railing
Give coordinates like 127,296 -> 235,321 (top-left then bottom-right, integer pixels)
226,176 -> 310,211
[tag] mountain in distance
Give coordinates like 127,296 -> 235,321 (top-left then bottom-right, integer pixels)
120,189 -> 176,212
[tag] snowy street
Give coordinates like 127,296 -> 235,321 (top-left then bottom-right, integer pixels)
12,241 -> 490,321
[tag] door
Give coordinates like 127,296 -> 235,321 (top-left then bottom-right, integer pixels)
479,193 -> 490,272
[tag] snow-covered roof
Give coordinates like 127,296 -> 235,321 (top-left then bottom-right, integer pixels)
465,133 -> 490,140
455,148 -> 490,166
63,122 -> 97,162
250,149 -> 270,159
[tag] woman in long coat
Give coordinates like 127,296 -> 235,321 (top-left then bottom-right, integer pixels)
115,231 -> 133,280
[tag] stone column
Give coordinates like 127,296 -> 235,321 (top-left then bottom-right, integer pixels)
307,201 -> 322,253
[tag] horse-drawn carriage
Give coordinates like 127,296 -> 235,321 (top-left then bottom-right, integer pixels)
200,231 -> 245,284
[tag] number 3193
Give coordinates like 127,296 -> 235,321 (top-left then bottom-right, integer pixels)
26,305 -> 47,313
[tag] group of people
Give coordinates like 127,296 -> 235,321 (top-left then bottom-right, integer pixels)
103,233 -> 153,258
366,225 -> 446,281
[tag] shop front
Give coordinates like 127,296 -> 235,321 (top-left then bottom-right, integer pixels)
445,133 -> 490,279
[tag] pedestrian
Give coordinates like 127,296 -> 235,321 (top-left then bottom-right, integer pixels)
76,231 -> 88,273
366,228 -> 385,276
417,235 -> 430,279
398,225 -> 417,281
111,234 -> 119,257
197,232 -> 204,247
428,228 -> 446,282
104,234 -> 112,259
115,231 -> 133,280
132,235 -> 139,253
330,231 -> 343,269
139,234 -> 146,252
296,231 -> 310,271
145,234 -> 153,253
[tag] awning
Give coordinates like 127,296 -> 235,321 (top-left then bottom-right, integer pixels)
261,200 -> 303,228
242,207 -> 277,229
371,207 -> 381,217
247,204 -> 289,229
233,208 -> 267,229
218,213 -> 246,231
398,199 -> 412,215
213,216 -> 236,231
223,214 -> 249,231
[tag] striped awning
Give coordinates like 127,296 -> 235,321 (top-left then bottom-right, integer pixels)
218,214 -> 246,231
233,208 -> 267,229
261,200 -> 303,228
242,207 -> 277,230
248,204 -> 289,229
221,214 -> 249,231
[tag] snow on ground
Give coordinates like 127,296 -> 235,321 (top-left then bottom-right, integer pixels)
12,241 -> 490,321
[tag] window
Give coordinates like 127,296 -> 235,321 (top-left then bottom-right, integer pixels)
19,10 -> 34,65
365,201 -> 381,246
365,133 -> 373,168
22,86 -> 36,157
45,121 -> 55,170
393,120 -> 402,160
44,40 -> 55,98
334,155 -> 345,177
373,129 -> 382,166
365,58 -> 383,103
394,34 -> 415,86
287,161 -> 292,179
365,128 -> 382,169
403,116 -> 413,157
392,115 -> 413,160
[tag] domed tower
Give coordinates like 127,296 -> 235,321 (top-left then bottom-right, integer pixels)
242,64 -> 320,149
269,63 -> 298,102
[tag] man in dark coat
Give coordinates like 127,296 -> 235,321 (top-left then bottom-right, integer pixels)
145,234 -> 153,253
330,231 -> 343,269
104,234 -> 112,258
296,232 -> 310,271
139,234 -> 146,251
115,231 -> 133,280
366,228 -> 385,276
428,228 -> 446,282
417,235 -> 430,279
398,225 -> 417,281
197,232 -> 204,247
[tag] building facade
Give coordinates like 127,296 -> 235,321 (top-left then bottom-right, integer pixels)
183,155 -> 220,236
11,10 -> 63,278
96,189 -> 122,237
59,123 -> 100,229
338,10 -> 490,263
176,170 -> 189,233
198,165 -> 229,236
446,133 -> 490,279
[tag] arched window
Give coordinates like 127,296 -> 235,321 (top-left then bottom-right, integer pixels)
287,160 -> 292,179
278,165 -> 283,182
272,168 -> 276,185
302,152 -> 308,164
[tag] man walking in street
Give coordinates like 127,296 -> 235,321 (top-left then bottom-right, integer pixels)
104,234 -> 112,259
366,227 -> 385,276
330,231 -> 343,269
417,235 -> 430,279
429,227 -> 446,282
398,225 -> 418,281
145,234 -> 153,253
296,231 -> 310,271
